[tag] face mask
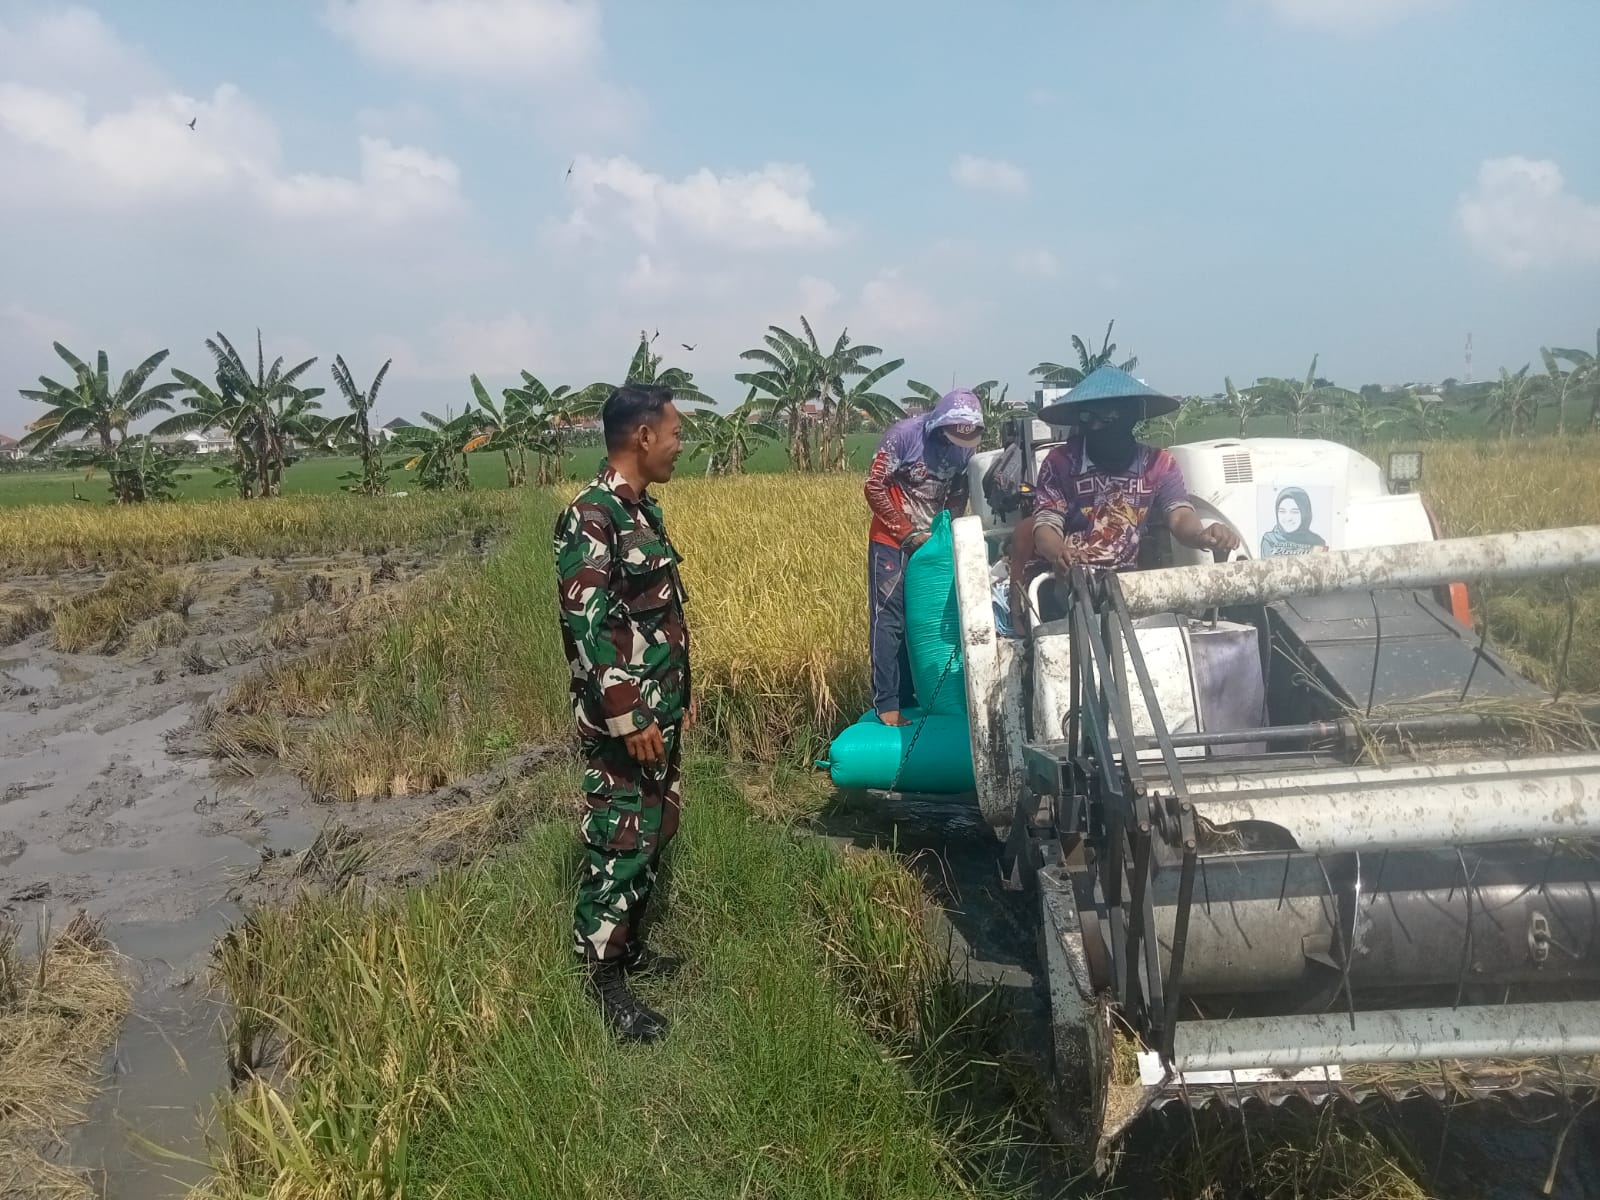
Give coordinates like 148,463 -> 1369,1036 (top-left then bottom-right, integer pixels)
1083,424 -> 1136,470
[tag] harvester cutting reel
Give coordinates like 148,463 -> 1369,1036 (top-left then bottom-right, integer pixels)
951,518 -> 1600,1169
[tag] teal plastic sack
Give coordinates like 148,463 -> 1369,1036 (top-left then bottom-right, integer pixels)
904,511 -> 966,714
821,712 -> 975,793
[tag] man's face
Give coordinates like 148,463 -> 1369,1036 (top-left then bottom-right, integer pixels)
1075,403 -> 1131,432
640,401 -> 683,484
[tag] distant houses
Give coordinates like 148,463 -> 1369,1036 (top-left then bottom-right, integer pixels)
0,433 -> 22,461
151,431 -> 232,455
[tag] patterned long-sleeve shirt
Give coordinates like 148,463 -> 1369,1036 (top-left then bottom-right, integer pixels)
864,413 -> 975,547
554,465 -> 690,738
1030,436 -> 1193,571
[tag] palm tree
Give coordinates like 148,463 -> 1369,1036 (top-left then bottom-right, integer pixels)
1250,355 -> 1357,437
1552,329 -> 1600,432
685,389 -> 780,475
18,344 -> 181,454
1030,320 -> 1138,388
324,356 -> 392,495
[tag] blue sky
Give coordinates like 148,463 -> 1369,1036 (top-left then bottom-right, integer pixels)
2,0 -> 1597,437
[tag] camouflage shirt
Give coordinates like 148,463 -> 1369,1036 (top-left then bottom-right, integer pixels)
554,465 -> 690,738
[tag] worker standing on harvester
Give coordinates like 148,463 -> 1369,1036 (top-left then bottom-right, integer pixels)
553,383 -> 691,1045
863,389 -> 985,726
1026,366 -> 1238,614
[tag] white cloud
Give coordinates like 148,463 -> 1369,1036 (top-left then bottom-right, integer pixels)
0,5 -> 163,99
797,275 -> 841,315
1011,248 -> 1060,278
1457,156 -> 1600,272
558,155 -> 838,251
268,137 -> 461,223
854,270 -> 955,340
0,82 -> 461,223
323,0 -> 601,83
951,154 -> 1029,196
1256,0 -> 1453,33
429,312 -> 555,377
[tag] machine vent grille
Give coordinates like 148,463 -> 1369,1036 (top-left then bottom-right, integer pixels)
1221,452 -> 1253,484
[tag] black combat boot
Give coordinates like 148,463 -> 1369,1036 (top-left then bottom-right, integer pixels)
586,959 -> 670,1044
622,942 -> 683,981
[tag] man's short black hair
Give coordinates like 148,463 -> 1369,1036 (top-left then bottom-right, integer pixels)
603,384 -> 674,451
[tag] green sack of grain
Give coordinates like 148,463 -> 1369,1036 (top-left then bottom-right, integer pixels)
904,510 -> 967,715
818,710 -> 974,793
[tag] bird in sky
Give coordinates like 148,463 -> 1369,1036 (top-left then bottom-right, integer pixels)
187,117 -> 197,130
565,159 -> 573,180
681,343 -> 696,352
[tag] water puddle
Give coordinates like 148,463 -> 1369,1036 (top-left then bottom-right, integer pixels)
75,904 -> 240,1199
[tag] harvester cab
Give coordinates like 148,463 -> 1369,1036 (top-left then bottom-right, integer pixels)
953,432 -> 1600,1167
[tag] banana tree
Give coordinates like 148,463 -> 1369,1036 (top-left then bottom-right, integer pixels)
56,434 -> 190,503
1222,376 -> 1263,438
18,344 -> 181,453
1477,365 -> 1543,439
324,356 -> 392,495
826,354 -> 905,467
1552,329 -> 1599,432
1392,387 -> 1453,442
1250,355 -> 1356,437
504,370 -> 587,485
179,330 -> 327,498
739,324 -> 820,471
1030,320 -> 1138,388
160,370 -> 257,497
684,389 -> 779,475
394,409 -> 481,491
470,375 -> 529,486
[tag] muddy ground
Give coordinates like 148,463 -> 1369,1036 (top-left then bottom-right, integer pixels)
0,552 -> 483,1199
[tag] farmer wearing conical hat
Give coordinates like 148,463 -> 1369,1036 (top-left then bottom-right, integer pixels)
863,388 -> 984,727
1026,366 -> 1237,593
554,383 -> 692,1044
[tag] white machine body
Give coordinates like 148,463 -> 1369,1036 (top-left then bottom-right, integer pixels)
955,436 -> 1437,836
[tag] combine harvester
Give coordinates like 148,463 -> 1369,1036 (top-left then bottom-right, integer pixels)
950,427 -> 1600,1166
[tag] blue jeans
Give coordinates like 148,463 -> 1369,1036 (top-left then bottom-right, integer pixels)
868,541 -> 917,715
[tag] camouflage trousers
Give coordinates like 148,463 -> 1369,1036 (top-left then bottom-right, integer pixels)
572,722 -> 682,963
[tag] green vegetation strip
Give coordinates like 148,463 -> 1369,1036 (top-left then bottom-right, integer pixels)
200,758 -> 1017,1200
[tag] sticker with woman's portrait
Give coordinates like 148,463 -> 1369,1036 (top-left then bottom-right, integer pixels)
1258,484 -> 1333,557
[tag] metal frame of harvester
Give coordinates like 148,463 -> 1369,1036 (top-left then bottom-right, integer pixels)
948,428 -> 1600,1168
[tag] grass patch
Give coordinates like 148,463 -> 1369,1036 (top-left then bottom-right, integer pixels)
0,490 -> 521,572
215,473 -> 869,800
194,758 -> 1021,1200
0,600 -> 52,648
49,565 -> 194,653
0,912 -> 131,1200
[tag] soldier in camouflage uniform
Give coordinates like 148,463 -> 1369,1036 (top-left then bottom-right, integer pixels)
554,383 -> 691,1043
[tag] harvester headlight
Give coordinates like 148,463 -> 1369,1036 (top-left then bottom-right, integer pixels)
1387,450 -> 1423,493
